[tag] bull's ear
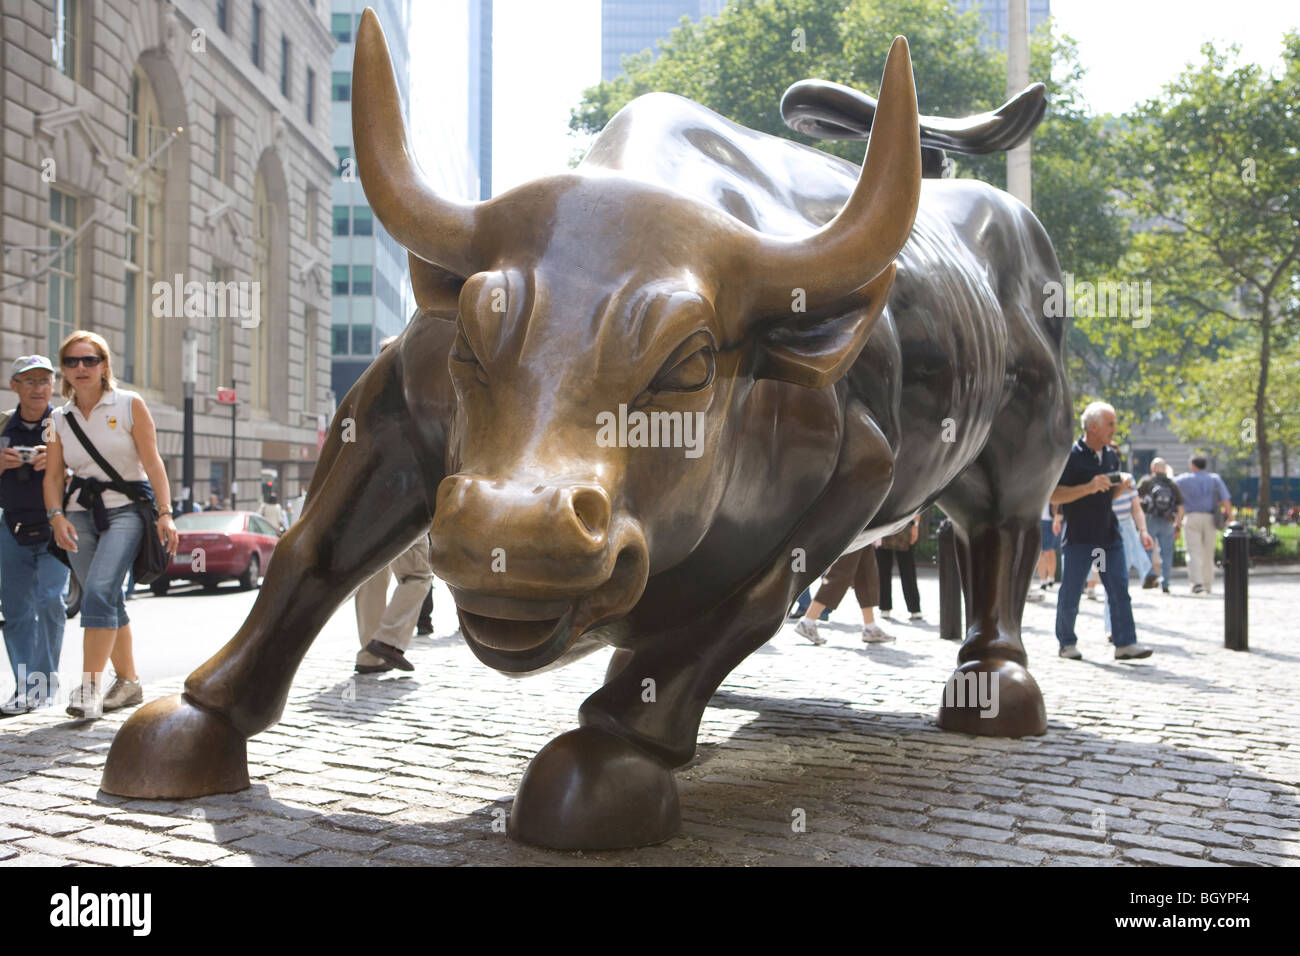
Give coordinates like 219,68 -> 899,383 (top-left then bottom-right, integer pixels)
754,264 -> 895,389
409,252 -> 464,319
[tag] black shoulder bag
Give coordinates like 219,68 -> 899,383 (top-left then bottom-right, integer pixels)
51,414 -> 171,585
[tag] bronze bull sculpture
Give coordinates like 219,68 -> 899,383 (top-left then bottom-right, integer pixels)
102,10 -> 1071,850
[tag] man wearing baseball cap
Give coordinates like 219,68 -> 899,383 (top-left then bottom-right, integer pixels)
0,355 -> 69,716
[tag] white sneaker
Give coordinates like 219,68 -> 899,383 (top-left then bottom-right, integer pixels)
909,612 -> 924,622
861,623 -> 895,644
66,680 -> 103,720
794,618 -> 826,646
879,610 -> 893,620
102,677 -> 144,712
1086,589 -> 1100,602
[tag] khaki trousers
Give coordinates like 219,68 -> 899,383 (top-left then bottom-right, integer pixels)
355,535 -> 434,667
1183,512 -> 1217,591
812,547 -> 880,611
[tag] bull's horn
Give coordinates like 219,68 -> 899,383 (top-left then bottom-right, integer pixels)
750,36 -> 920,312
353,8 -> 479,276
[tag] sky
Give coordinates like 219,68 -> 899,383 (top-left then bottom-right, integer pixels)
423,0 -> 1298,196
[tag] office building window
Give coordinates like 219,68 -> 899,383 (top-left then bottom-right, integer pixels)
48,188 -> 78,357
213,110 -> 232,185
304,308 -> 317,412
351,207 -> 373,236
124,68 -> 165,388
351,265 -> 372,296
334,146 -> 351,178
332,325 -> 349,355
305,187 -> 318,245
332,205 -> 349,236
332,265 -> 349,296
305,67 -> 316,124
217,0 -> 228,33
280,35 -> 290,98
209,266 -> 232,392
351,324 -> 373,355
251,3 -> 262,68
331,13 -> 352,43
332,71 -> 350,102
53,0 -> 80,81
250,171 -> 272,409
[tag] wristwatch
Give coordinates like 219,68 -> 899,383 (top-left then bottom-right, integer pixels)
46,507 -> 63,518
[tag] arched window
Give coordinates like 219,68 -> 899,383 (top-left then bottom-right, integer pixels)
250,169 -> 272,409
123,67 -> 165,388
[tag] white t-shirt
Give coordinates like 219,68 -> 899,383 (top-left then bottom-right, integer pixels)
53,388 -> 149,512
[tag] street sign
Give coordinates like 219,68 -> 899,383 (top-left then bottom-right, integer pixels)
217,386 -> 236,404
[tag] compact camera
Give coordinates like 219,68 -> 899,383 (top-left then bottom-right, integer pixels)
12,446 -> 36,464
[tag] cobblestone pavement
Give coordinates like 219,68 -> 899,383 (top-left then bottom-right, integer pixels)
1,570 -> 1297,866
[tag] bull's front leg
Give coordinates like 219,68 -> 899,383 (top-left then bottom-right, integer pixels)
102,364 -> 438,798
510,413 -> 896,850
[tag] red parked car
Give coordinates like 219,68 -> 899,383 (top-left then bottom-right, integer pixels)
151,511 -> 280,595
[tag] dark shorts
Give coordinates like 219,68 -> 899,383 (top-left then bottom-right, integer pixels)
1041,519 -> 1060,551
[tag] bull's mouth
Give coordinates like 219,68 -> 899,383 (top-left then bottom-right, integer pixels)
452,590 -> 578,673
450,546 -> 650,674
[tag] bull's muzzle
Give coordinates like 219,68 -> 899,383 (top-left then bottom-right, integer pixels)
430,475 -> 649,672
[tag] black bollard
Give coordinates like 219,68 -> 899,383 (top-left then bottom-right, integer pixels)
1223,522 -> 1249,651
938,518 -> 963,641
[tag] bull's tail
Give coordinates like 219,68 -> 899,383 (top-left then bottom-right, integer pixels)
781,79 -> 1046,178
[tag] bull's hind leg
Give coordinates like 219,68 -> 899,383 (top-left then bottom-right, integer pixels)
935,447 -> 1061,737
102,351 -> 440,798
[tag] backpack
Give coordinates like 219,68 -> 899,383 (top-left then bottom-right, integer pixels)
1143,479 -> 1178,519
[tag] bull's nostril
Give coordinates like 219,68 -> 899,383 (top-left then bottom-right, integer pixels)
571,487 -> 610,536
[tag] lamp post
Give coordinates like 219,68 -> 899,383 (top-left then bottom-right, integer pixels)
181,329 -> 196,517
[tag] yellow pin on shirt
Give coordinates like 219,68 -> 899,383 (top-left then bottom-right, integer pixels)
107,416 -> 118,430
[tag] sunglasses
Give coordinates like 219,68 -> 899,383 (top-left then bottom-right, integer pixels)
62,355 -> 103,368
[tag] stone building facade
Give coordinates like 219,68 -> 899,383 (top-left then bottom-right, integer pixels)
1,0 -> 335,510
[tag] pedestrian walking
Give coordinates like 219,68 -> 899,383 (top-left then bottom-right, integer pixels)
1101,471 -> 1159,641
794,544 -> 891,645
43,332 -> 179,719
1174,455 -> 1232,594
876,515 -> 923,621
258,493 -> 285,534
1031,502 -> 1062,599
0,356 -> 69,716
1137,458 -> 1183,594
354,534 -> 434,673
1051,402 -> 1153,661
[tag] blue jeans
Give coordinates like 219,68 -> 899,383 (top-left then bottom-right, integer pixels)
0,523 -> 69,702
66,506 -> 143,630
1148,515 -> 1176,589
1104,516 -> 1152,634
1057,539 -> 1137,649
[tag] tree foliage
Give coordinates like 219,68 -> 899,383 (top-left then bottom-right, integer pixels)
1112,32 -> 1300,524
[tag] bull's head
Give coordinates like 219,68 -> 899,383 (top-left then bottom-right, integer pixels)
353,9 -> 920,672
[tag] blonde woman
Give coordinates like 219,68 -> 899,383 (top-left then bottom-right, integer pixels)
43,332 -> 179,719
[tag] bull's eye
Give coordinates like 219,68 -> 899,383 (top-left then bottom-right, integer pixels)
451,327 -> 489,386
652,345 -> 715,394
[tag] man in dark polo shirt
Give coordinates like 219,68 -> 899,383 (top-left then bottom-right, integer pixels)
1050,401 -> 1153,661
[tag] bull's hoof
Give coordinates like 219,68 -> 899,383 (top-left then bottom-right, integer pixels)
935,659 -> 1046,737
510,726 -> 680,850
102,694 -> 249,798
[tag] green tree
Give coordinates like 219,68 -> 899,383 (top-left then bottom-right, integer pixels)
573,2 -> 1120,254
1113,33 -> 1300,526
